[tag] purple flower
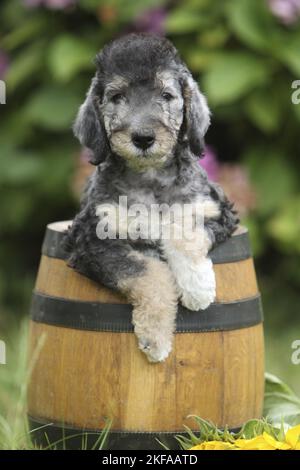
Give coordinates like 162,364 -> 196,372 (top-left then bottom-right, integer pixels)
268,0 -> 300,25
199,147 -> 220,182
133,7 -> 167,35
23,0 -> 75,9
199,148 -> 256,215
45,0 -> 75,9
0,50 -> 9,79
23,0 -> 44,6
217,164 -> 257,217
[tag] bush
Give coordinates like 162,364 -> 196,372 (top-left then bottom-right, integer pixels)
0,0 -> 299,328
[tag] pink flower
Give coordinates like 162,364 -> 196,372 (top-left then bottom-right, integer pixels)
199,147 -> 220,182
23,0 -> 44,6
71,149 -> 94,198
217,164 -> 257,217
268,0 -> 300,25
199,148 -> 256,216
23,0 -> 75,9
45,0 -> 75,9
133,8 -> 167,35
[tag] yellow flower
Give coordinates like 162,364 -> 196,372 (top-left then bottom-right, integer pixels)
190,441 -> 237,450
235,433 -> 290,450
285,424 -> 300,450
189,425 -> 300,451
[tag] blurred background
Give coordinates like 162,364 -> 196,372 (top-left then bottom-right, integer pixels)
0,0 -> 299,424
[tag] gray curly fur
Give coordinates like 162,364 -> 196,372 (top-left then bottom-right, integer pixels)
63,34 -> 238,362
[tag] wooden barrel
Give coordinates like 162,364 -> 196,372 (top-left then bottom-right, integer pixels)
28,221 -> 264,450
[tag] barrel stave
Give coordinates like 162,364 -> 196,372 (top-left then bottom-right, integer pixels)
28,222 -> 265,449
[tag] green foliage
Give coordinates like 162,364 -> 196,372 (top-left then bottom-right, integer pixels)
165,0 -> 300,322
0,0 -> 299,338
202,52 -> 271,105
264,373 -> 300,426
225,0 -> 278,52
175,374 -> 300,449
0,3 -> 299,449
48,35 -> 97,82
24,85 -> 82,130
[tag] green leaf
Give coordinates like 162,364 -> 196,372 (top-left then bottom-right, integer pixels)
267,198 -> 300,253
202,53 -> 271,105
198,26 -> 229,49
0,190 -> 35,230
0,147 -> 43,185
264,373 -> 300,427
226,0 -> 274,51
265,372 -> 297,397
185,50 -> 221,73
2,16 -> 47,50
245,88 -> 281,133
264,397 -> 300,427
241,216 -> 265,258
24,85 -> 82,131
5,44 -> 44,91
166,10 -> 208,34
243,148 -> 297,216
239,419 -> 266,439
79,0 -> 164,20
48,35 -> 97,82
276,32 -> 300,76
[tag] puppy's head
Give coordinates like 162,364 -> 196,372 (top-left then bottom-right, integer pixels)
74,34 -> 210,170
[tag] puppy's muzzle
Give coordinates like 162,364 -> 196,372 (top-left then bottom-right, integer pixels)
131,131 -> 155,150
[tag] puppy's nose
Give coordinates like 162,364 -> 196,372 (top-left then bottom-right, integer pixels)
132,132 -> 155,150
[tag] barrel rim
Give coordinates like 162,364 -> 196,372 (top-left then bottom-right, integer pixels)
30,291 -> 263,333
28,415 -> 241,450
42,221 -> 252,264
28,414 -> 185,435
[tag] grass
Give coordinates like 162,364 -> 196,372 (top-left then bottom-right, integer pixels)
0,316 -> 299,450
0,317 -> 112,449
0,318 -> 31,449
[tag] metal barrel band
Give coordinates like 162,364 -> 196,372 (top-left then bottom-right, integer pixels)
31,291 -> 263,333
42,224 -> 252,265
28,416 -> 241,450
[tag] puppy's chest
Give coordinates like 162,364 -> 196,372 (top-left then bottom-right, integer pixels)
126,188 -> 157,208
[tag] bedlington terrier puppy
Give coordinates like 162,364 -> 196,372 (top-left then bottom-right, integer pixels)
64,33 -> 238,363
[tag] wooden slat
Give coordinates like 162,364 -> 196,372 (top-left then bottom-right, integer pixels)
28,322 -> 264,431
35,255 -> 258,304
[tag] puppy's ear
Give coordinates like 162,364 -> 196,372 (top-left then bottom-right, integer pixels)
73,81 -> 108,165
182,75 -> 211,157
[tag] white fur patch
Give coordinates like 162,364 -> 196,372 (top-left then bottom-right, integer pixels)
162,231 -> 216,311
166,250 -> 216,311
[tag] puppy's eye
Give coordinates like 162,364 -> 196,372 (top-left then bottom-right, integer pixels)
110,93 -> 124,104
162,92 -> 174,101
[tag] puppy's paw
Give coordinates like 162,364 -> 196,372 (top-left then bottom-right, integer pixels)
176,257 -> 216,311
137,335 -> 172,363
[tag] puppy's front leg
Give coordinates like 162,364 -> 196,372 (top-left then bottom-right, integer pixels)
161,201 -> 217,311
65,210 -> 177,362
119,255 -> 177,362
162,228 -> 215,311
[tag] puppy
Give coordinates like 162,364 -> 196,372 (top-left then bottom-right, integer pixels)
64,34 -> 238,362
